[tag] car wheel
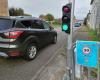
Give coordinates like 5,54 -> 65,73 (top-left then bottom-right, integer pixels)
52,36 -> 57,44
24,43 -> 37,60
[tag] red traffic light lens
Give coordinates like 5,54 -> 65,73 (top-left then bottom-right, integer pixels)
63,6 -> 70,13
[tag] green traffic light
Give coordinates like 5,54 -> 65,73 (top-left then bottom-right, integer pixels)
62,24 -> 68,30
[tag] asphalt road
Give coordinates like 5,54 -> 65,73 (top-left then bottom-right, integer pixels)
0,28 -> 67,80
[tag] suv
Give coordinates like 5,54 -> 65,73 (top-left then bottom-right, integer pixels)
0,16 -> 57,60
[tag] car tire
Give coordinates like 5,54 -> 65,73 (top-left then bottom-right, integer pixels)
52,36 -> 57,44
24,43 -> 37,60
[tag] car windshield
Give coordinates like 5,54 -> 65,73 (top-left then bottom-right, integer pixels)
0,19 -> 13,30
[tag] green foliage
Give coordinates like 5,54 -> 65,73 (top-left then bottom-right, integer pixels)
52,24 -> 61,28
53,19 -> 61,25
88,28 -> 99,41
90,68 -> 97,78
39,14 -> 45,19
9,8 -> 15,16
45,13 -> 54,21
9,7 -> 24,16
39,13 -> 61,26
9,7 -> 32,16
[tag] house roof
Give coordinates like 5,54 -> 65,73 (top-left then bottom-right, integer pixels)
91,0 -> 94,4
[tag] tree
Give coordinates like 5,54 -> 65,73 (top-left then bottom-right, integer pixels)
16,8 -> 24,16
45,13 -> 54,21
9,7 -> 24,16
9,7 -> 15,16
39,14 -> 45,19
53,18 -> 61,25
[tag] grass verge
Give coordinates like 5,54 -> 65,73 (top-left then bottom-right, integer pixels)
77,25 -> 89,32
88,29 -> 100,41
88,28 -> 100,78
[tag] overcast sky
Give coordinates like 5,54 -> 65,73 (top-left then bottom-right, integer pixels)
8,0 -> 91,19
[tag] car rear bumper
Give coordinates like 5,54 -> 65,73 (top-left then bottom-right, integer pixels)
0,43 -> 23,57
0,43 -> 17,48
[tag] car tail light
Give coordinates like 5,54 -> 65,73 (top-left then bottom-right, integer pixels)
4,31 -> 23,39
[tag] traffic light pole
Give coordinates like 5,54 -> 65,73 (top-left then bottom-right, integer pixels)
67,0 -> 75,80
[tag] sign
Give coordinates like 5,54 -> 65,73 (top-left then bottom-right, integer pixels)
76,40 -> 99,68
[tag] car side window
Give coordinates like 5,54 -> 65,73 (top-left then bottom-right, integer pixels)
42,21 -> 50,30
31,20 -> 44,29
14,21 -> 25,28
20,20 -> 32,28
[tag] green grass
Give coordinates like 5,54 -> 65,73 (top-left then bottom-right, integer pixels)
88,28 -> 100,78
88,29 -> 100,41
77,26 -> 89,32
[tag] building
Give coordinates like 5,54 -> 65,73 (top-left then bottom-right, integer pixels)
90,0 -> 100,32
86,11 -> 91,27
0,0 -> 9,16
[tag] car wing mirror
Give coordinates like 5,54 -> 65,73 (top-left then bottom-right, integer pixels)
50,26 -> 54,30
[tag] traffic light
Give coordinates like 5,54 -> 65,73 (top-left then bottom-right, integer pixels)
62,3 -> 71,34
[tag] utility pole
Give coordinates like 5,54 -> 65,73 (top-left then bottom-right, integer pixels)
61,0 -> 75,80
67,0 -> 75,80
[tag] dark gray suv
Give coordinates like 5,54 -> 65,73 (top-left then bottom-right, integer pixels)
0,16 -> 57,60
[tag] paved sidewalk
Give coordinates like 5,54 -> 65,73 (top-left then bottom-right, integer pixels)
31,46 -> 66,80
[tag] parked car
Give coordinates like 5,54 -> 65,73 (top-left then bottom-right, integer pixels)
74,22 -> 81,27
0,16 -> 57,60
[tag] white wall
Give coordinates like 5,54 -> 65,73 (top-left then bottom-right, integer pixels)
96,0 -> 100,31
90,0 -> 99,30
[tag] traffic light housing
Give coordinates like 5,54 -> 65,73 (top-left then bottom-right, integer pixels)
62,3 -> 71,34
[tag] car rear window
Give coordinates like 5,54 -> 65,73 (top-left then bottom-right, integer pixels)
0,19 -> 13,30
